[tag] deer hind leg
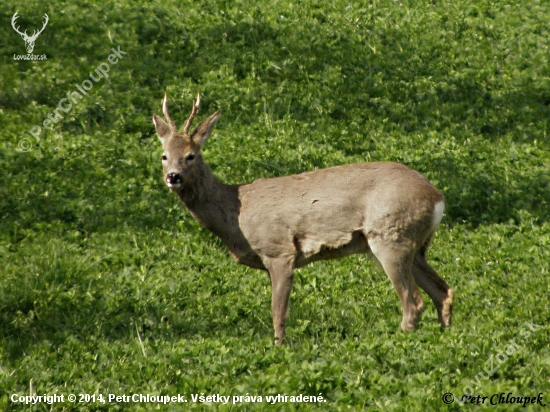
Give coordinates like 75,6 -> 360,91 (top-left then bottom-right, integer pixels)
369,238 -> 425,331
411,246 -> 454,327
263,256 -> 295,345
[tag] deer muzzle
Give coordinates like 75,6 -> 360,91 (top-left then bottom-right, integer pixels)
166,172 -> 182,189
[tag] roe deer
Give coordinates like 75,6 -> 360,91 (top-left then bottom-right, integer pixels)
153,94 -> 454,345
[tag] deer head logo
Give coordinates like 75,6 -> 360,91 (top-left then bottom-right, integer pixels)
11,11 -> 49,54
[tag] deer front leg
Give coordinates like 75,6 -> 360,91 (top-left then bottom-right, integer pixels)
264,256 -> 295,345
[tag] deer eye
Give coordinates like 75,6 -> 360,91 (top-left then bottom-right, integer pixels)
185,154 -> 196,162
162,155 -> 167,161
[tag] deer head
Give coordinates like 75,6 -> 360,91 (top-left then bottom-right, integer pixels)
12,11 -> 49,54
153,93 -> 220,190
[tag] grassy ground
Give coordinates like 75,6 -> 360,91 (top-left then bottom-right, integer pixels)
1,0 -> 549,410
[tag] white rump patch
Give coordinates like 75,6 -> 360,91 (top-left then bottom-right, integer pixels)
431,200 -> 445,231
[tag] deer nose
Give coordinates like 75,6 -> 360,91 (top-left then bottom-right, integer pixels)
166,172 -> 182,184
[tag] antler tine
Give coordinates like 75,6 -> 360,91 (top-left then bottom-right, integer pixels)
162,93 -> 177,131
11,11 -> 27,36
33,13 -> 49,37
182,93 -> 201,134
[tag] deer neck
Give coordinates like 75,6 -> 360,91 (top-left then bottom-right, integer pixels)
175,163 -> 240,241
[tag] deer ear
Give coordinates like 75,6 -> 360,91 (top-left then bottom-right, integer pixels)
153,114 -> 172,144
190,111 -> 221,148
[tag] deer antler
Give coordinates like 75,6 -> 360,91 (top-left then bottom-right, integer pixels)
162,94 -> 177,131
183,93 -> 201,134
29,13 -> 49,41
11,11 -> 27,38
11,11 -> 48,41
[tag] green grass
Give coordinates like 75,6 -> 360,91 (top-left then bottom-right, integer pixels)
1,0 -> 549,410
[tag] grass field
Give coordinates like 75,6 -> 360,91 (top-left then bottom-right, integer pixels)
1,0 -> 549,410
